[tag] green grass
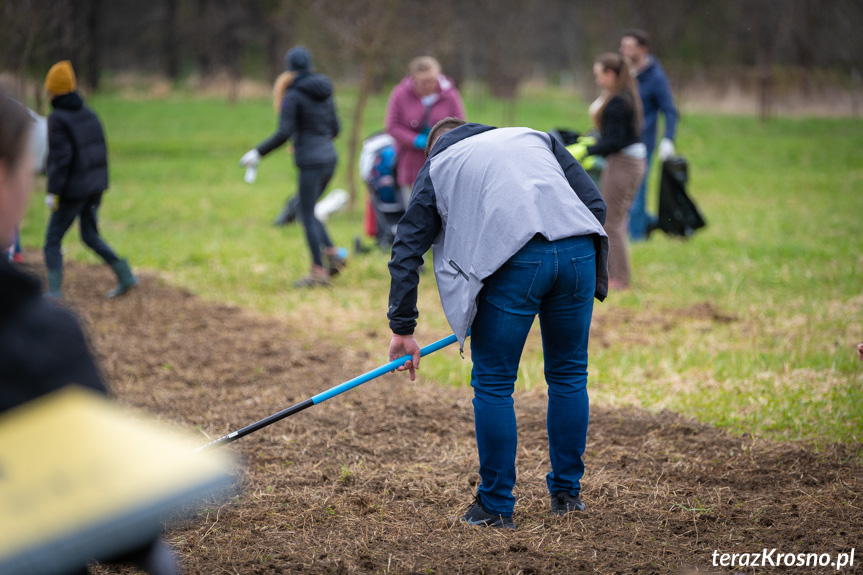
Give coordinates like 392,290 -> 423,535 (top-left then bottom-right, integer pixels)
20,84 -> 863,446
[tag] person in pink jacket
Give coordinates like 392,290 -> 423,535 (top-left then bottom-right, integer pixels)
385,56 -> 466,201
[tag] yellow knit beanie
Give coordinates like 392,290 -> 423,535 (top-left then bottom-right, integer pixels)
45,61 -> 77,95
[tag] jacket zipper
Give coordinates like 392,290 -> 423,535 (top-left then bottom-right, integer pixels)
448,260 -> 469,281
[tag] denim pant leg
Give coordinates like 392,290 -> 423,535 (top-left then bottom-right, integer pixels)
298,166 -> 335,268
78,193 -> 119,265
44,196 -> 88,270
471,235 -> 596,513
470,263 -> 539,516
628,147 -> 655,240
538,237 -> 596,497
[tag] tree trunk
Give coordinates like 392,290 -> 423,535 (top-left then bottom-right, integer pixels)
164,0 -> 179,80
17,11 -> 38,102
346,55 -> 376,207
84,0 -> 102,91
195,0 -> 212,77
344,0 -> 399,208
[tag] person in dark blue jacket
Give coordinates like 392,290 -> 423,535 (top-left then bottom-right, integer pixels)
42,60 -> 138,299
620,29 -> 679,241
240,46 -> 344,287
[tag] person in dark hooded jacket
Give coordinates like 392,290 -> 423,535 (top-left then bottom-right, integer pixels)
42,60 -> 138,299
240,46 -> 343,287
0,88 -> 180,575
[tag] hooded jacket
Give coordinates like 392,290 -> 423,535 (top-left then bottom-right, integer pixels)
47,92 -> 109,199
387,124 -> 609,348
385,75 -> 466,187
256,72 -> 340,169
0,259 -> 107,413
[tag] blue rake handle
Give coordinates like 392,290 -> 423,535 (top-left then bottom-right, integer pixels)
195,333 -> 459,451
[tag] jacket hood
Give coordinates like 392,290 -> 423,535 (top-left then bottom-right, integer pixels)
396,73 -> 458,98
294,73 -> 333,101
51,92 -> 84,111
286,46 -> 312,72
428,122 -> 495,158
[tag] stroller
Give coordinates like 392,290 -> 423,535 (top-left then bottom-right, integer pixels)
654,155 -> 706,238
356,132 -> 405,251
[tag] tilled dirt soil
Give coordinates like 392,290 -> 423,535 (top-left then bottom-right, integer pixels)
41,259 -> 861,574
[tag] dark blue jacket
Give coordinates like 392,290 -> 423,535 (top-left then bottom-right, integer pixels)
47,92 -> 109,199
636,56 -> 678,153
0,259 -> 107,413
256,72 -> 340,169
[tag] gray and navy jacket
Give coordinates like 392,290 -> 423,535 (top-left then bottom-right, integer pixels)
256,72 -> 340,169
47,92 -> 109,199
387,123 -> 609,349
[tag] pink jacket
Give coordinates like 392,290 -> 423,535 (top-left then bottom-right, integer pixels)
385,74 -> 466,188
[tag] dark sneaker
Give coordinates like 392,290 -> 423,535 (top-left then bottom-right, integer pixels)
461,500 -> 516,529
551,491 -> 585,515
293,275 -> 330,288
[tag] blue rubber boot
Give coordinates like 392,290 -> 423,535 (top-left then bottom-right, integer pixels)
45,268 -> 63,299
107,259 -> 138,298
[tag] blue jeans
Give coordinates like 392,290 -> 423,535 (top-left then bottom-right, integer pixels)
628,147 -> 656,241
470,234 -> 595,516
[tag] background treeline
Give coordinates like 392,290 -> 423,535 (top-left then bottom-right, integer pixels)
3,0 -> 862,100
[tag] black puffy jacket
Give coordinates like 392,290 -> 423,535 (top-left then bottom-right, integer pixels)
47,92 -> 109,199
256,72 -> 340,169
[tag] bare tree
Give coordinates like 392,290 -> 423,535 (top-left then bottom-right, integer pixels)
313,0 -> 400,205
163,0 -> 180,80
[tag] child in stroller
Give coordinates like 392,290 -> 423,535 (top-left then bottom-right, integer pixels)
355,132 -> 405,252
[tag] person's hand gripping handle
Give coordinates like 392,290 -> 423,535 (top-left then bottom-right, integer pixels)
389,333 -> 422,381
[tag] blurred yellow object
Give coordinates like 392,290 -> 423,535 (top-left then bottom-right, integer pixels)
566,140 -> 598,171
580,154 -> 598,171
0,387 -> 236,574
566,142 -> 588,161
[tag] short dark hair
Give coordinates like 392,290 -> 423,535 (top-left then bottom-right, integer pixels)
621,28 -> 650,49
425,117 -> 466,157
0,92 -> 32,171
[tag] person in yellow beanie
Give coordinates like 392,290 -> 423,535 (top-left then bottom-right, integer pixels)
44,60 -> 77,95
43,60 -> 138,299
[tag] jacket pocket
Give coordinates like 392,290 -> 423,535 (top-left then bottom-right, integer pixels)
448,259 -> 469,281
570,251 -> 596,302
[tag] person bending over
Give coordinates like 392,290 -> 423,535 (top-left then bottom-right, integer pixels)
386,117 -> 608,528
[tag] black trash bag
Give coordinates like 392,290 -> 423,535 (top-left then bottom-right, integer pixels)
548,127 -> 582,146
656,155 -> 706,238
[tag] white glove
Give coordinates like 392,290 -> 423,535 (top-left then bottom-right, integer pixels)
658,138 -> 675,161
45,193 -> 58,211
239,149 -> 261,167
243,165 -> 257,184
